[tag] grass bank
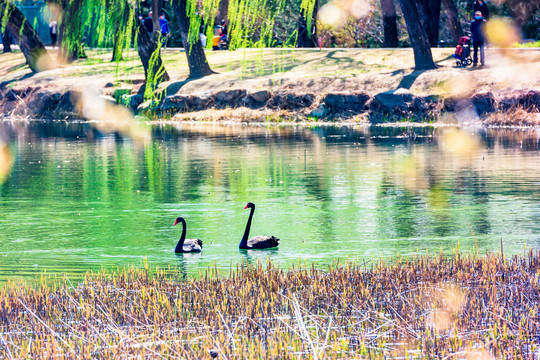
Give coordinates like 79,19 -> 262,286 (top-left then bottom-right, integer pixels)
1,48 -> 539,124
2,47 -> 539,96
1,251 -> 539,358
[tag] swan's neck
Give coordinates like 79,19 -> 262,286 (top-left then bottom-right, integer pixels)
174,219 -> 187,252
240,206 -> 255,248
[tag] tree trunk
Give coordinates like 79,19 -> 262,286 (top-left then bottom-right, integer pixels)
0,0 -> 55,72
380,0 -> 398,47
58,0 -> 86,62
398,0 -> 437,70
172,0 -> 215,79
1,29 -> 12,52
442,0 -> 463,44
217,0 -> 229,23
151,0 -> 163,34
297,0 -> 318,48
137,18 -> 170,86
417,0 -> 441,47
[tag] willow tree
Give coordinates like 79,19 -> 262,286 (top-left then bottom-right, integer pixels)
297,0 -> 318,47
380,0 -> 398,47
80,0 -> 137,64
57,0 -> 169,92
108,0 -> 134,62
442,0 -> 462,44
398,0 -> 436,70
47,0 -> 87,62
172,0 -> 293,77
228,0 -> 287,49
417,0 -> 441,47
172,0 -> 215,79
1,0 -> 55,72
137,15 -> 170,88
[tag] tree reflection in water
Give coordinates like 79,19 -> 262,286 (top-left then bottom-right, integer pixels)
0,121 -> 539,281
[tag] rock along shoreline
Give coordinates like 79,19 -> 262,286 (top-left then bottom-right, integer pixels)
1,86 -> 539,126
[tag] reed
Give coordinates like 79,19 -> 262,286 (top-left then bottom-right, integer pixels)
482,106 -> 540,127
1,250 -> 539,359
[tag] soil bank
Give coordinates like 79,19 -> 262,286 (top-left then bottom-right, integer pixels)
1,48 -> 539,126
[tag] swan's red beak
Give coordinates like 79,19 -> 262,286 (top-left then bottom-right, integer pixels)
173,219 -> 179,226
244,205 -> 248,209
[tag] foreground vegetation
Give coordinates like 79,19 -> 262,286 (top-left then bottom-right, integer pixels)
1,250 -> 539,358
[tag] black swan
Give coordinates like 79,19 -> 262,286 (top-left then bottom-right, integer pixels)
173,217 -> 203,253
239,202 -> 280,249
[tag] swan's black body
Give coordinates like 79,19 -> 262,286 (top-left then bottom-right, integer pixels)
239,202 -> 279,249
174,217 -> 203,253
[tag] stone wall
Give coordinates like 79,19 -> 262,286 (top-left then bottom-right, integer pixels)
1,86 -> 538,124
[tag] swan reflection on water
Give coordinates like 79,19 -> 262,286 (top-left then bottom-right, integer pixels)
239,247 -> 280,267
173,252 -> 203,280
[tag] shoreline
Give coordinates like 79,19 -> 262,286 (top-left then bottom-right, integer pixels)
2,114 -> 539,130
1,48 -> 539,127
1,85 -> 538,128
1,112 -> 539,131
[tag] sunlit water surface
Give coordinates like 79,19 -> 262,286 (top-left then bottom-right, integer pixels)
0,121 -> 539,282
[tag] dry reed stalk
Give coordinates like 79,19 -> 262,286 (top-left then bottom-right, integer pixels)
1,251 -> 540,358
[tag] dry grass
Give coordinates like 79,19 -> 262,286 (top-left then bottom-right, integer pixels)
483,107 -> 540,127
168,107 -> 294,123
165,107 -> 368,124
1,250 -> 540,359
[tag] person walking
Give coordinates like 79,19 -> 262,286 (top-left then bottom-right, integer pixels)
470,11 -> 486,67
159,13 -> 170,47
144,12 -> 154,33
49,20 -> 58,47
473,0 -> 489,20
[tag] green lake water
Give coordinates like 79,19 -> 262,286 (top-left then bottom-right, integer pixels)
0,121 -> 539,282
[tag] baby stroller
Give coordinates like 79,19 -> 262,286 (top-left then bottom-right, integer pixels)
453,36 -> 472,68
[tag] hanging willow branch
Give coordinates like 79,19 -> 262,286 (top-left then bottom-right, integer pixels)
57,0 -> 88,61
184,0 -> 220,51
300,0 -> 317,31
227,0 -> 286,49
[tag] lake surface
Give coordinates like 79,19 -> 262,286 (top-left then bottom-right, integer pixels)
0,121 -> 539,282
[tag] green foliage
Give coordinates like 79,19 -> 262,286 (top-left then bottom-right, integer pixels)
186,0 -> 201,45
300,0 -> 316,31
512,40 -> 540,48
111,2 -> 136,61
56,0 -> 137,60
178,0 -> 220,52
228,0 -> 287,50
58,0 -> 87,59
144,41 -> 166,102
1,0 -> 14,33
318,2 -> 383,48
